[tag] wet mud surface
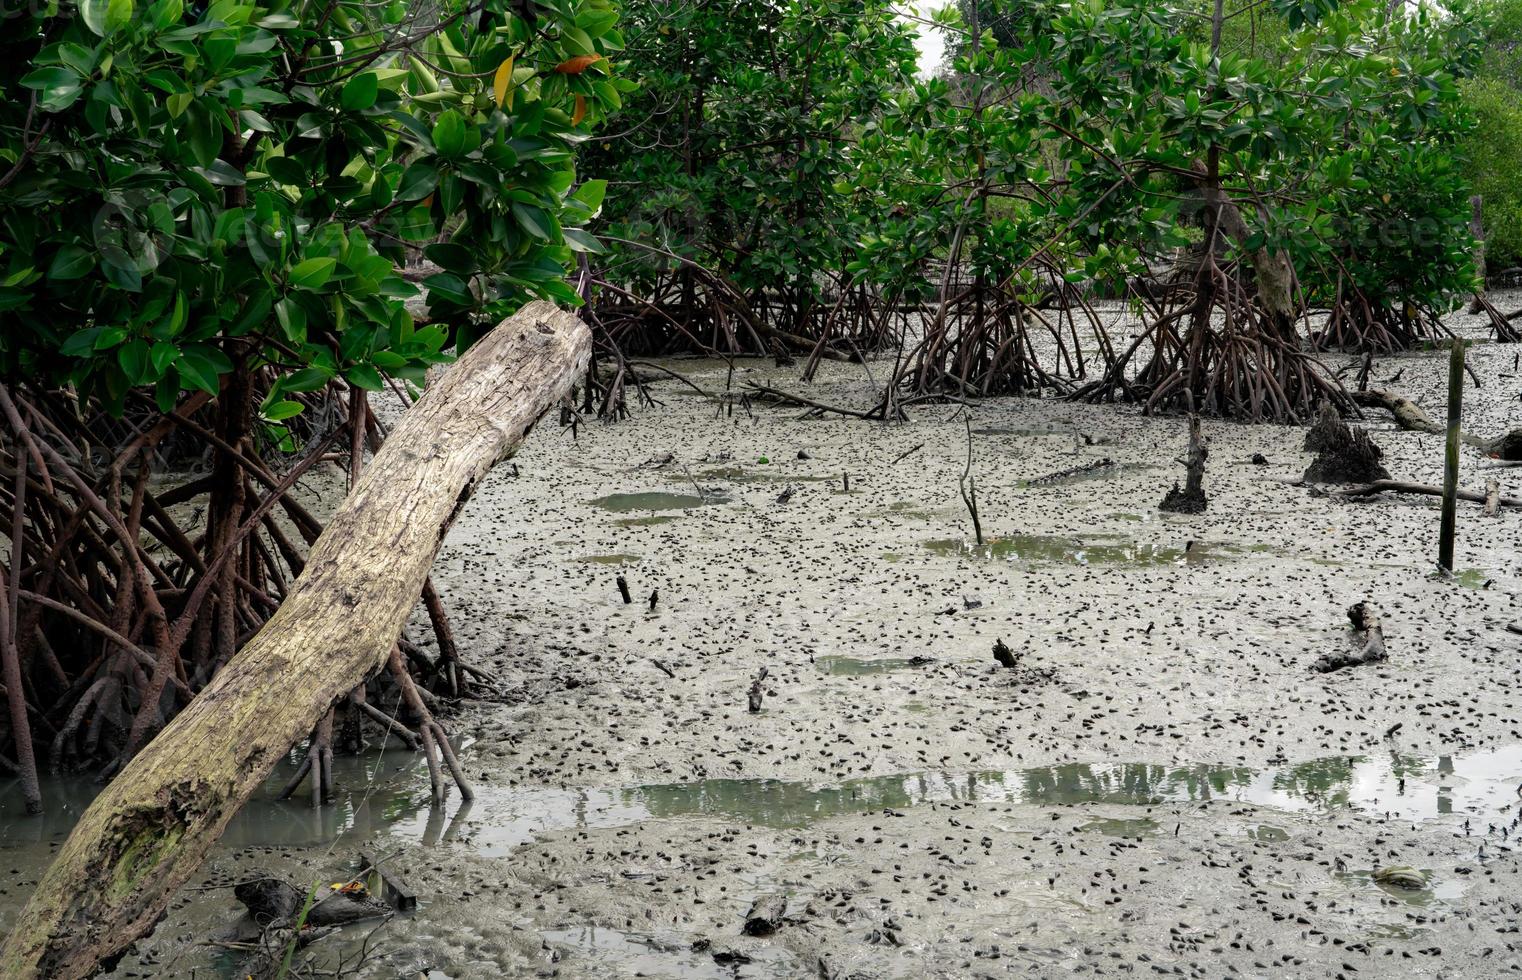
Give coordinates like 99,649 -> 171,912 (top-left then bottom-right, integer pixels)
3,300 -> 1522,977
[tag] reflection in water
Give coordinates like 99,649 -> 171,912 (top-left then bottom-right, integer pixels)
0,746 -> 429,852
590,492 -> 725,513
922,534 -> 1242,566
4,746 -> 1521,862
814,656 -> 923,676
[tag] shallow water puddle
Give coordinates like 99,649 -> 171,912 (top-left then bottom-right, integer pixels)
0,746 -> 429,852
1448,568 -> 1497,590
8,747 -> 1519,869
590,491 -> 728,513
408,747 -> 1522,857
1079,817 -> 1159,838
573,553 -> 642,565
814,655 -> 927,676
973,424 -> 1070,438
922,534 -> 1242,566
1335,869 -> 1470,908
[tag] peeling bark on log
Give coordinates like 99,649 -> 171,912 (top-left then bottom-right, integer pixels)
0,302 -> 590,980
1349,389 -> 1443,435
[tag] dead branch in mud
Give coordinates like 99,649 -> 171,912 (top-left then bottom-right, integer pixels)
743,383 -> 876,420
0,302 -> 590,980
958,418 -> 984,546
1350,389 -> 1444,435
1027,458 -> 1116,485
1329,480 -> 1521,509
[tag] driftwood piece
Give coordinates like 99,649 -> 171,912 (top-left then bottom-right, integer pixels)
747,667 -> 768,713
235,876 -> 389,929
1332,480 -> 1522,509
234,877 -> 303,927
1304,402 -> 1390,483
1354,389 -> 1522,460
1028,457 -> 1115,485
1160,415 -> 1208,513
360,849 -> 418,913
0,303 -> 591,980
1349,389 -> 1442,435
1313,602 -> 1388,673
743,894 -> 787,936
306,890 -> 391,928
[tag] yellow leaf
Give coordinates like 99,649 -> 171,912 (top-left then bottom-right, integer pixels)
572,94 -> 586,126
493,54 -> 516,108
555,54 -> 603,75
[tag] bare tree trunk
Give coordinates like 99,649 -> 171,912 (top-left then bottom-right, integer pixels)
0,302 -> 590,980
1193,174 -> 1297,338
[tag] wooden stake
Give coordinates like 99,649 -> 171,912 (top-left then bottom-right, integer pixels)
1438,340 -> 1464,571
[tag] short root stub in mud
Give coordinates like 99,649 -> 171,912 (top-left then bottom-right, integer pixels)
1159,415 -> 1209,514
1303,402 -> 1391,484
1312,602 -> 1388,674
742,894 -> 788,936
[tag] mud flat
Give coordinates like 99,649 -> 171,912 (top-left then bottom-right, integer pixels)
2,299 -> 1521,977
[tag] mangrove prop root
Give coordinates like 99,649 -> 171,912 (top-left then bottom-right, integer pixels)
0,302 -> 589,980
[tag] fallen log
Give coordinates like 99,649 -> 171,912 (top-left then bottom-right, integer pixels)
1332,479 -> 1521,509
1353,390 -> 1522,460
0,302 -> 590,980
